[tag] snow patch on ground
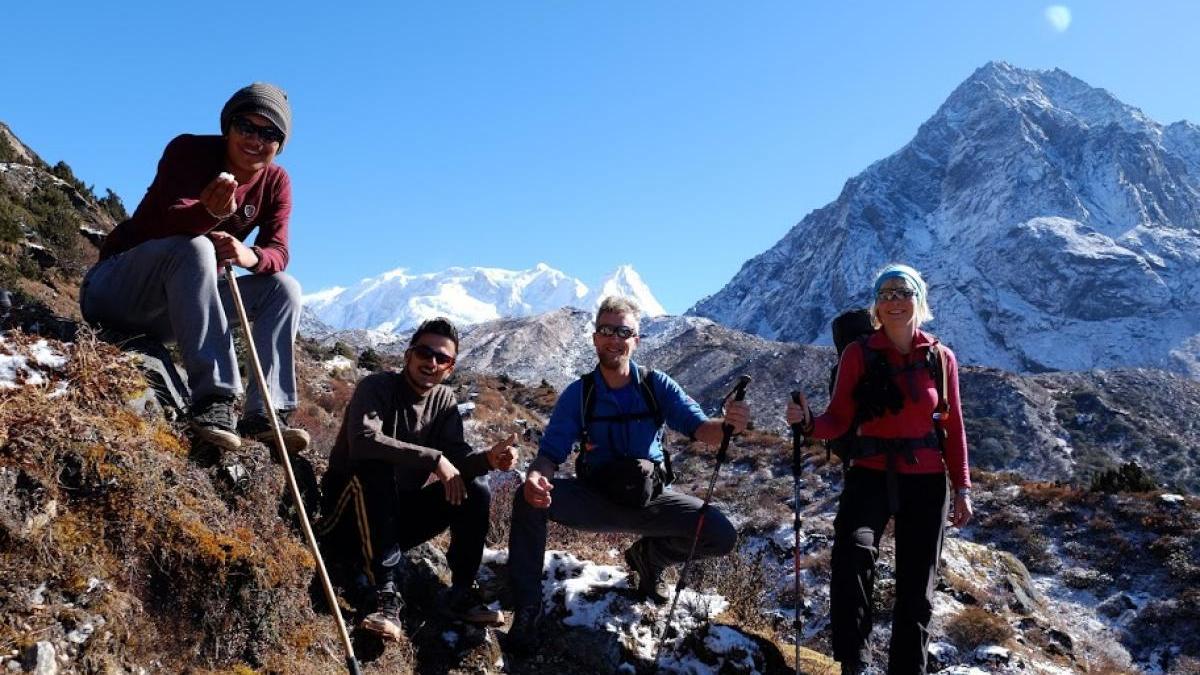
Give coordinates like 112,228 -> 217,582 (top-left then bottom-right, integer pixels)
0,336 -> 70,391
321,355 -> 355,372
532,549 -> 754,669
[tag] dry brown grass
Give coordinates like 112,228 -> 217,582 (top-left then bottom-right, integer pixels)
944,605 -> 1014,650
0,329 -> 410,672
700,547 -> 773,633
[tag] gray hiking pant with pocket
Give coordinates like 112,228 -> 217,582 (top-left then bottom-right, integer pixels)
507,477 -> 738,608
80,235 -> 301,414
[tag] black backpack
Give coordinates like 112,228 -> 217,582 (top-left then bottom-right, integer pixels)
825,309 -> 949,466
576,365 -> 674,489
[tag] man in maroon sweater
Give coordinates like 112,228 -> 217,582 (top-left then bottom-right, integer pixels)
81,83 -> 307,452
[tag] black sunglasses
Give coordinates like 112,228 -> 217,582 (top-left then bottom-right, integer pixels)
410,343 -> 456,366
876,288 -> 917,302
231,116 -> 285,145
595,324 -> 638,339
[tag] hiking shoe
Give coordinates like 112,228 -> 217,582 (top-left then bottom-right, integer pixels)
361,586 -> 405,642
189,395 -> 241,450
439,584 -> 505,625
624,540 -> 669,604
502,604 -> 540,654
238,410 -> 311,453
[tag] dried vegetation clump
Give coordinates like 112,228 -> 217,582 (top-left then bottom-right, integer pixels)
0,330 -> 383,672
944,605 -> 1014,650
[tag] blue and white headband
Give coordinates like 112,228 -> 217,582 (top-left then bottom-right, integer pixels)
873,265 -> 924,300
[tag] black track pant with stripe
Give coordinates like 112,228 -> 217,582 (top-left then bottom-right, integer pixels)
317,461 -> 491,590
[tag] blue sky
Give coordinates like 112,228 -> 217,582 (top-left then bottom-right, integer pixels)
3,2 -> 1197,313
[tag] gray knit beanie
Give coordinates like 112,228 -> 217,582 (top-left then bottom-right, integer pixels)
220,82 -> 292,149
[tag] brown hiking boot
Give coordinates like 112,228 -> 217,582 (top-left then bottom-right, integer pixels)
624,540 -> 669,604
237,410 -> 311,454
361,586 -> 405,642
440,584 -> 504,625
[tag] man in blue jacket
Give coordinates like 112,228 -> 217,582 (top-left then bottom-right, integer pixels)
504,296 -> 751,653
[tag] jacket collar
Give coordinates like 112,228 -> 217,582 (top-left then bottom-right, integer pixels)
866,328 -> 937,354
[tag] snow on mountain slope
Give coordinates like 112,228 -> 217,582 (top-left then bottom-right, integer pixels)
303,263 -> 664,333
689,62 -> 1200,376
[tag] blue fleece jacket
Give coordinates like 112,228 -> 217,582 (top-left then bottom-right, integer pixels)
537,362 -> 708,467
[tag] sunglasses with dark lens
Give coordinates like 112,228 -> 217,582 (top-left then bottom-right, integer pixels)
411,344 -> 456,366
231,116 -> 285,145
595,324 -> 638,339
876,288 -> 917,302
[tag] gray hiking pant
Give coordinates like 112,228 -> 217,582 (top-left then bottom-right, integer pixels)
507,477 -> 737,608
80,235 -> 301,414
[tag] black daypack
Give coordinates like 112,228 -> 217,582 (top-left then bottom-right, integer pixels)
825,309 -> 949,466
576,365 -> 673,507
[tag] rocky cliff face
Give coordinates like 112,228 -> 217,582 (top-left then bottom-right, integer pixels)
689,62 -> 1200,377
1,121 -> 119,324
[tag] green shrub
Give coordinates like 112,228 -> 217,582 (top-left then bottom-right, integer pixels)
98,188 -> 128,222
24,185 -> 80,250
357,347 -> 383,372
0,185 -> 28,242
50,160 -> 96,201
1090,461 -> 1157,494
0,134 -> 19,163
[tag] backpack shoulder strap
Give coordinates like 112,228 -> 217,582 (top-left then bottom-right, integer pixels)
857,335 -> 883,371
636,365 -> 665,429
927,344 -> 949,415
579,371 -> 598,445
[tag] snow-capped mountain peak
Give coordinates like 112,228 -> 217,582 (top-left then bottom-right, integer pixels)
689,62 -> 1200,376
302,262 -> 665,334
585,264 -> 667,316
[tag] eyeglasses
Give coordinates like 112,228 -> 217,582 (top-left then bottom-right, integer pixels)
876,288 -> 917,302
410,344 -> 456,366
231,116 -> 285,145
595,324 -> 638,339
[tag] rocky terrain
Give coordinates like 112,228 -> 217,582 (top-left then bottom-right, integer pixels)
3,329 -> 1197,673
315,307 -> 1200,495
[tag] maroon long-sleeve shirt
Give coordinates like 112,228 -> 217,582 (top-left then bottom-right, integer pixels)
99,134 -> 292,274
813,329 -> 971,490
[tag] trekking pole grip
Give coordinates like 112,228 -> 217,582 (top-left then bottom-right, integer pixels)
718,375 -> 751,463
790,391 -> 806,470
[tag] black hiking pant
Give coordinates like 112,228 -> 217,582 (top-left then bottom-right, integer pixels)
830,467 -> 949,675
319,462 -> 491,591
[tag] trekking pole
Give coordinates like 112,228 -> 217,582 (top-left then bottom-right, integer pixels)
654,375 -> 751,661
224,264 -> 362,675
789,391 -> 806,675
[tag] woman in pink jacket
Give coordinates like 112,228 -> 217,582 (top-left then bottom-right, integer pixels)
787,264 -> 972,675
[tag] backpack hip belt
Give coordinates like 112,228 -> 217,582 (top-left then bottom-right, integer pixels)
854,432 -> 940,514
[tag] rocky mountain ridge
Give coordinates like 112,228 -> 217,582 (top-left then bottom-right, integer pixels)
310,306 -> 1200,494
690,62 -> 1200,378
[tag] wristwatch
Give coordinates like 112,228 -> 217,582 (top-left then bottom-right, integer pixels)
955,487 -> 971,497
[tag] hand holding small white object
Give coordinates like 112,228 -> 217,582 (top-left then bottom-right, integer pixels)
200,171 -> 238,219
